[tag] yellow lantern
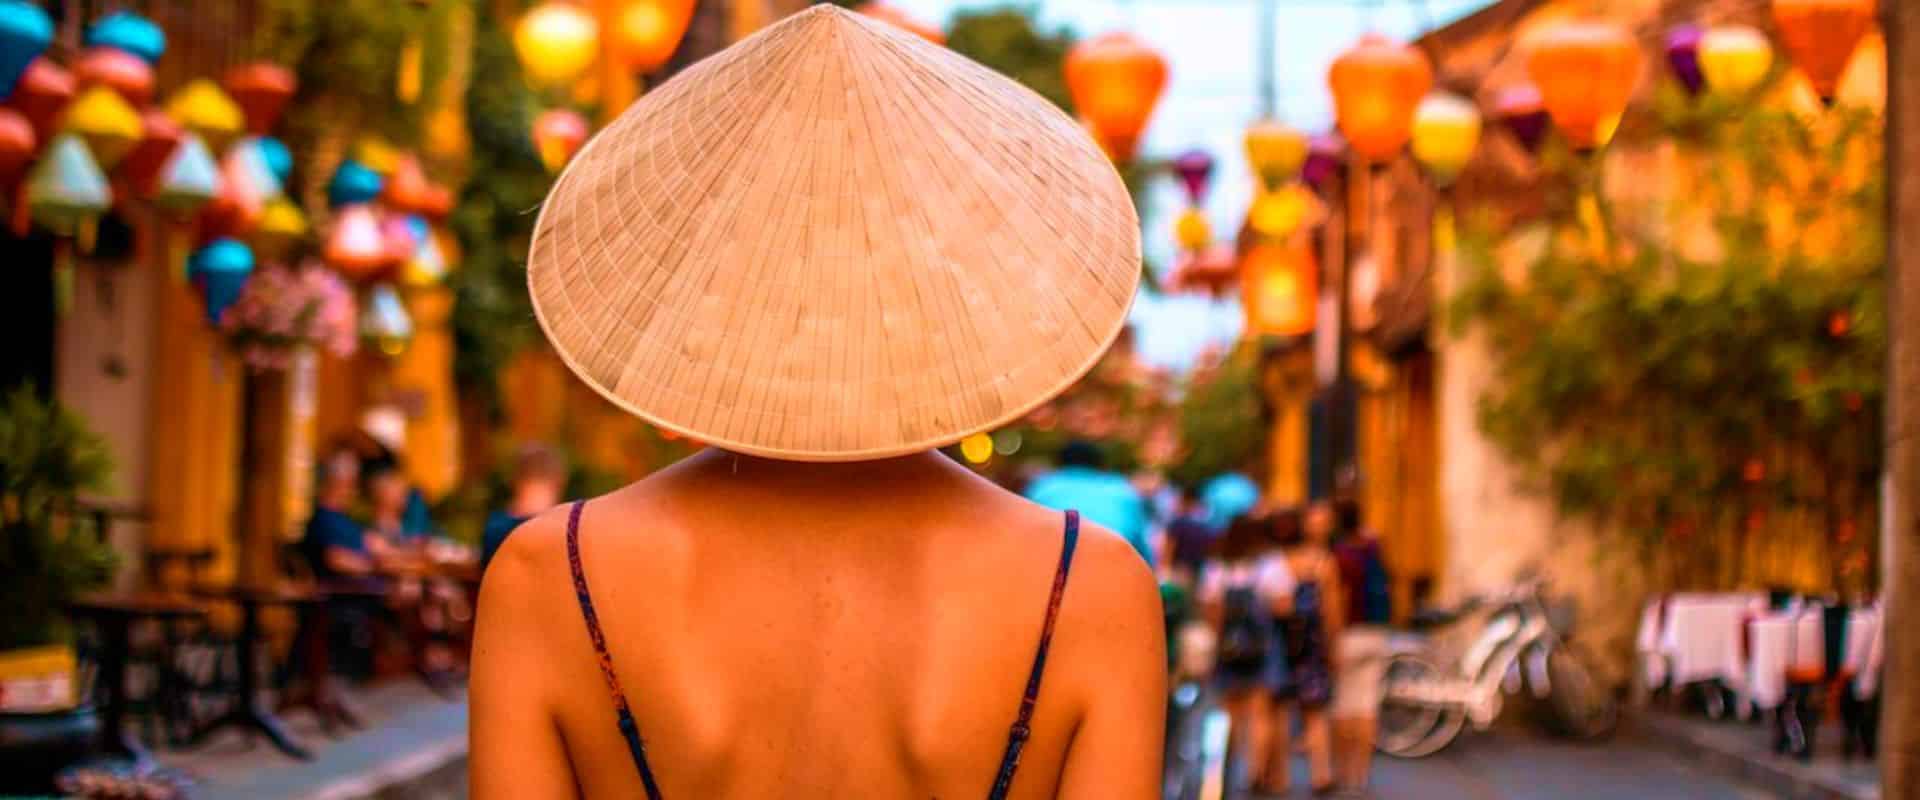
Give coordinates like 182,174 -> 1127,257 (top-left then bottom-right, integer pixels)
1409,92 -> 1481,185
1327,34 -> 1433,162
1244,119 -> 1308,192
1247,184 -> 1320,239
609,0 -> 697,72
1174,208 -> 1211,252
61,86 -> 142,170
1242,242 -> 1317,338
515,2 -> 600,87
1064,32 -> 1168,163
1697,25 -> 1773,96
164,79 -> 243,153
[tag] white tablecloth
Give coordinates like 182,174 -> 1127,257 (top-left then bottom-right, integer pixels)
1745,607 -> 1882,709
1637,593 -> 1766,692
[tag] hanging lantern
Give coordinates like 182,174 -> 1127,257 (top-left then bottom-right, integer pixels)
1698,25 -> 1774,97
1772,0 -> 1875,104
84,11 -> 165,65
382,155 -> 435,213
515,2 -> 600,87
10,58 -> 73,140
361,282 -> 414,356
188,238 -> 253,325
1491,84 -> 1549,153
401,225 -> 449,287
959,432 -> 993,464
227,139 -> 285,199
1244,119 -> 1308,192
150,133 -> 219,215
609,0 -> 698,71
1301,134 -> 1345,193
26,133 -> 111,242
1173,208 -> 1211,253
199,141 -> 282,239
61,86 -> 143,170
1410,92 -> 1481,186
326,204 -> 394,280
165,79 -> 244,152
0,0 -> 50,101
857,2 -> 943,45
1526,21 -> 1641,151
224,62 -> 297,135
1169,246 -> 1239,296
1242,241 -> 1317,338
0,107 -> 32,181
251,198 -> 307,259
255,136 -> 292,185
74,47 -> 153,107
1327,34 -> 1433,162
1172,149 -> 1214,205
532,108 -> 590,173
380,212 -> 423,263
1064,32 -> 1168,163
327,159 -> 384,208
416,183 -> 454,219
117,108 -> 181,192
352,136 -> 402,176
1664,24 -> 1705,96
1247,183 -> 1321,239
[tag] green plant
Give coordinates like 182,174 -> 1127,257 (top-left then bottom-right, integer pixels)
0,388 -> 118,650
1166,345 -> 1266,491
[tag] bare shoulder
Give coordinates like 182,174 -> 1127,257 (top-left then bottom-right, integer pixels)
475,504 -> 577,628
1061,517 -> 1163,630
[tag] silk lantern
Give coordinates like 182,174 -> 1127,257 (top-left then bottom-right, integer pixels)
187,238 -> 253,325
1328,34 -> 1433,162
165,79 -> 243,152
151,133 -> 219,215
1301,134 -> 1344,193
1665,24 -> 1705,96
61,86 -> 143,169
255,136 -> 292,184
1244,119 -> 1308,192
327,160 -> 383,208
199,141 -> 280,239
74,47 -> 153,106
1526,21 -> 1641,151
1064,32 -> 1167,163
85,11 -> 165,65
1172,150 -> 1214,205
251,198 -> 307,259
1772,0 -> 1875,104
0,0 -> 50,100
26,133 -> 111,244
224,62 -> 297,135
532,108 -> 589,173
0,107 -> 31,180
610,0 -> 698,71
361,282 -> 414,356
325,204 -> 393,280
857,2 -> 943,45
380,212 -> 422,263
10,58 -> 72,140
1492,84 -> 1549,153
1698,25 -> 1773,97
1242,242 -> 1317,338
1174,209 -> 1211,253
382,156 -> 434,214
117,108 -> 181,191
1248,184 -> 1320,239
1410,92 -> 1481,185
515,2 -> 599,87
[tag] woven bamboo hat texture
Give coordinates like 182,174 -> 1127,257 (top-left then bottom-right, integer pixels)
528,4 -> 1141,462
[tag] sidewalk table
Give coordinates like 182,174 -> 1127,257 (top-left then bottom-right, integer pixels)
189,584 -> 318,759
275,581 -> 384,734
1744,606 -> 1881,710
1636,593 -> 1765,704
66,593 -> 207,768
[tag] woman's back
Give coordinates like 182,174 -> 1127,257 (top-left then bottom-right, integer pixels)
470,451 -> 1165,799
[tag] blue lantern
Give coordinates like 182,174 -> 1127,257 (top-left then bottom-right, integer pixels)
255,135 -> 292,184
0,0 -> 52,100
188,237 -> 254,325
84,11 -> 165,65
327,159 -> 383,208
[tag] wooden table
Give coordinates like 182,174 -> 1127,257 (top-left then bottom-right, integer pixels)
67,593 -> 207,768
188,584 -> 318,760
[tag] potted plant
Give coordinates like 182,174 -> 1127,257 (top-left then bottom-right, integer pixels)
0,386 -> 119,792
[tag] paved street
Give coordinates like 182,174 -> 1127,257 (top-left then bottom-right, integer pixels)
1318,728 -> 1780,800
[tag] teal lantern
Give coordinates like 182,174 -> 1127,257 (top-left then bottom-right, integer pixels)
84,11 -> 165,65
327,160 -> 383,208
152,133 -> 219,214
188,238 -> 254,325
255,135 -> 292,184
27,133 -> 112,242
0,0 -> 52,100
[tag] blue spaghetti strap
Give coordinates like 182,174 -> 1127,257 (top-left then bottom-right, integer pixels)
566,500 -> 665,800
988,509 -> 1081,799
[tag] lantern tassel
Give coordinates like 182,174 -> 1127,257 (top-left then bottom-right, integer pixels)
76,217 -> 98,255
171,225 -> 190,284
53,241 -> 73,316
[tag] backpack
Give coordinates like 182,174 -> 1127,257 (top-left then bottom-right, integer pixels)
1217,580 -> 1273,671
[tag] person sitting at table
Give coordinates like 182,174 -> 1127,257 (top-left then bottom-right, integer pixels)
481,442 -> 567,575
303,451 -> 390,580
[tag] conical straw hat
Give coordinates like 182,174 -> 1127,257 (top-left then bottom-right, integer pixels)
528,5 -> 1141,462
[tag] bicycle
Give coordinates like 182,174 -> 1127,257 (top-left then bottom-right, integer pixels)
1376,578 -> 1618,758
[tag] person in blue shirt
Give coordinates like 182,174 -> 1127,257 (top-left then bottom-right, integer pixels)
303,452 -> 385,579
1022,440 -> 1152,566
480,443 -> 567,575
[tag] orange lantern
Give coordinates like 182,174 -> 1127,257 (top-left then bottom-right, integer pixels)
1771,0 -> 1876,104
1242,241 -> 1317,338
857,2 -> 943,45
9,57 -> 73,141
1327,34 -> 1433,162
532,108 -> 590,173
1064,32 -> 1167,163
607,0 -> 696,72
224,62 -> 297,135
1525,21 -> 1641,151
382,155 -> 435,213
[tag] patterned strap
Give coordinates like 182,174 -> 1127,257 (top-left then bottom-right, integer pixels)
987,510 -> 1081,800
567,500 -> 666,800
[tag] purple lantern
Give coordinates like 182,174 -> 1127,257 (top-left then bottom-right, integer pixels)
1171,149 -> 1214,205
1665,24 -> 1705,96
1493,84 -> 1550,154
1301,134 -> 1344,193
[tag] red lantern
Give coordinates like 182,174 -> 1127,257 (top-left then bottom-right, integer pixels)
1064,32 -> 1168,163
0,109 -> 35,183
118,108 -> 182,193
532,108 -> 590,173
8,58 -> 74,141
382,155 -> 434,213
74,47 -> 154,107
857,2 -> 943,45
1771,0 -> 1876,104
223,62 -> 297,135
608,0 -> 697,72
1526,22 -> 1642,151
1327,34 -> 1433,162
417,183 -> 454,219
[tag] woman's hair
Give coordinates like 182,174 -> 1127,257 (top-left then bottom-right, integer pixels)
1214,513 -> 1275,561
512,442 -> 567,484
1334,495 -> 1363,536
1269,505 -> 1307,548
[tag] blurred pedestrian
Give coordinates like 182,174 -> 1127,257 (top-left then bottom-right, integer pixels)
1330,494 -> 1392,793
1163,483 -> 1218,588
1270,502 -> 1341,795
1198,513 -> 1294,793
302,451 -> 386,580
1024,440 -> 1154,566
481,443 -> 567,574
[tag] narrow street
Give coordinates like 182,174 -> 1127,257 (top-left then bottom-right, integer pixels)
1348,729 -> 1777,800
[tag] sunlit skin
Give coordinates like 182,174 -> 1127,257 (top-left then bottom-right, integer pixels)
471,448 -> 1165,799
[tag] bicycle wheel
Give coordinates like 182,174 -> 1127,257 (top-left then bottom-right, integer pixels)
1376,654 -> 1465,759
1543,645 -> 1618,741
